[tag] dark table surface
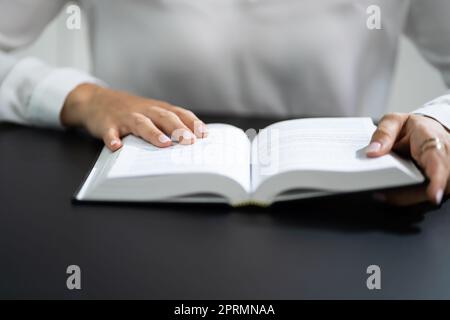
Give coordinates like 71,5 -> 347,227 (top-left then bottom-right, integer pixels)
1,115 -> 449,299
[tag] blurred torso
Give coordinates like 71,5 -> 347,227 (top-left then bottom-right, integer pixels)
81,0 -> 410,118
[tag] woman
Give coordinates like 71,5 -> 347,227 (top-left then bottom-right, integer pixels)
0,0 -> 449,205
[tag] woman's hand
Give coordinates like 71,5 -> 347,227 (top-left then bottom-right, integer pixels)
60,83 -> 207,151
367,113 -> 450,206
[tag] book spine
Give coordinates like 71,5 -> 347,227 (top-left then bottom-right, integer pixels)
232,200 -> 270,208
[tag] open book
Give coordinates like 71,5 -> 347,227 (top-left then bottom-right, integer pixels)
75,118 -> 424,207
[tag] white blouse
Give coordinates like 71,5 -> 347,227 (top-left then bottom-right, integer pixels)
0,0 -> 449,128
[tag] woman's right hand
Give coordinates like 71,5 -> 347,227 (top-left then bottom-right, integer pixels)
60,83 -> 208,151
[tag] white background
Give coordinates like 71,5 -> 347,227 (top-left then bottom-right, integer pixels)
14,5 -> 448,114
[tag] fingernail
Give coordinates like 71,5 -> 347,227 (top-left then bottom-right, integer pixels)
110,140 -> 119,147
366,142 -> 382,154
435,189 -> 444,205
194,122 -> 208,138
373,192 -> 386,202
158,134 -> 171,143
199,124 -> 208,133
198,124 -> 208,138
182,130 -> 195,141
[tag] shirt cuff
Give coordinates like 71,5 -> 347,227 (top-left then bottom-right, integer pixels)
413,94 -> 450,130
27,67 -> 102,128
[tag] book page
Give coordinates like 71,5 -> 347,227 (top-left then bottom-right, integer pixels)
251,117 -> 417,189
108,124 -> 251,192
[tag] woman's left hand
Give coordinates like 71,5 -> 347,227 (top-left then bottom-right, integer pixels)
366,112 -> 450,206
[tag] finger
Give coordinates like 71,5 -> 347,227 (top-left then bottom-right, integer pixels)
373,186 -> 429,206
127,113 -> 172,148
103,127 -> 123,151
421,150 -> 449,205
171,106 -> 208,138
144,107 -> 196,145
367,113 -> 408,157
